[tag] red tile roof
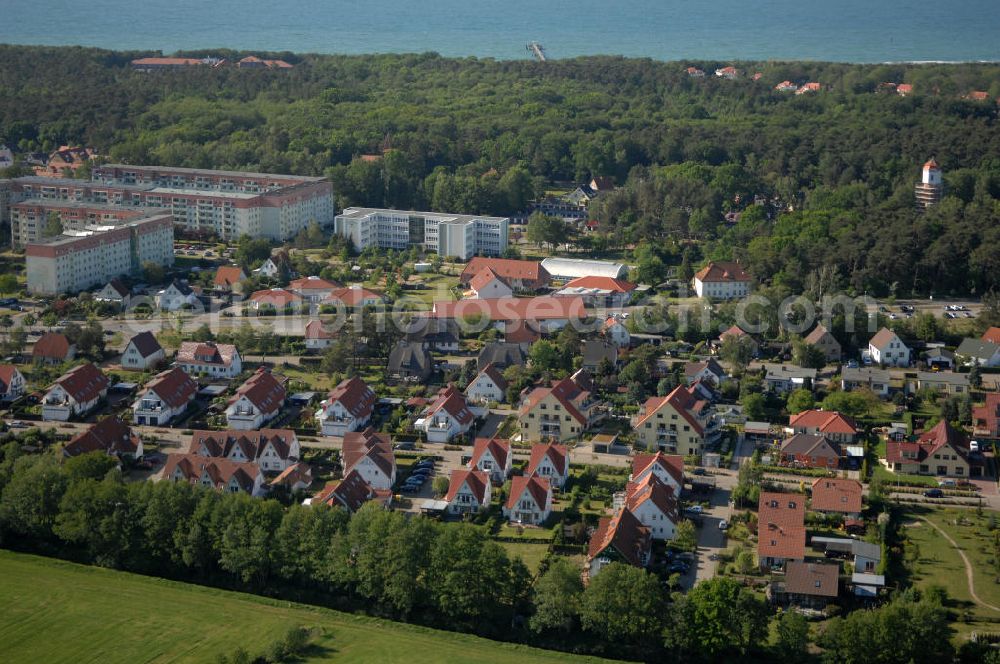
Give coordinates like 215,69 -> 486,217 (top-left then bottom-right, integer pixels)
917,419 -> 968,456
289,276 -> 340,291
982,327 -> 1000,344
459,258 -> 549,287
634,385 -> 706,435
445,469 -> 490,503
625,474 -> 679,522
51,363 -> 108,403
631,452 -> 685,488
270,462 -> 313,489
425,385 -> 475,425
0,364 -> 20,393
342,427 -> 395,478
468,267 -> 509,293
213,265 -> 246,288
318,469 -> 390,512
64,417 -> 140,457
163,453 -> 260,493
563,276 -> 637,293
430,296 -> 587,323
519,373 -> 594,426
249,288 -> 302,307
694,261 -> 750,283
469,437 -> 510,471
974,392 -> 1000,434
324,286 -> 382,307
230,368 -> 285,413
305,319 -> 333,340
143,367 -> 198,408
526,443 -> 569,477
587,508 -> 651,567
188,429 -> 297,463
33,332 -> 71,360
811,478 -> 863,514
868,327 -> 900,350
758,491 -> 806,561
789,410 -> 858,435
506,475 -> 551,510
325,376 -> 375,419
177,341 -> 238,368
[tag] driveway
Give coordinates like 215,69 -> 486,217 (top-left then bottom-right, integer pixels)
681,475 -> 734,589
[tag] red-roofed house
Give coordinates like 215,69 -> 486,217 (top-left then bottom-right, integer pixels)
587,508 -> 652,578
63,417 -> 142,459
623,474 -> 680,540
982,327 -> 1000,345
342,427 -> 396,490
176,341 -> 242,378
465,267 -> 514,299
633,385 -> 718,456
796,82 -> 822,95
322,285 -> 384,310
897,83 -> 913,96
716,324 -> 760,356
974,392 -> 1000,439
270,462 -> 314,492
289,276 -> 340,302
715,66 -> 739,80
693,261 -> 751,299
459,258 -> 550,291
758,491 -> 806,569
554,276 -> 637,308
33,332 -> 75,365
132,367 -> 198,425
788,410 -> 859,444
304,319 -> 334,351
504,475 -> 553,525
465,363 -> 508,404
630,451 -> 685,496
518,370 -> 605,443
314,469 -> 392,513
315,376 -> 376,437
415,385 -> 478,442
602,316 -> 631,348
188,429 -> 300,473
162,453 -> 265,496
42,363 -> 109,421
225,368 -> 286,430
467,437 -> 512,483
804,324 -> 842,363
248,288 -> 303,311
445,469 -> 492,515
811,478 -> 863,518
431,296 -> 587,334
775,80 -> 798,92
884,420 -> 975,477
526,442 -> 570,489
966,90 -> 990,101
779,433 -> 842,469
0,364 -> 26,402
213,265 -> 247,292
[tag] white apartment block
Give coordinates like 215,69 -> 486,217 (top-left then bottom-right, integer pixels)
333,207 -> 508,260
9,165 -> 334,242
25,212 -> 174,296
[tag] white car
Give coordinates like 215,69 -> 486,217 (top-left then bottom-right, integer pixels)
718,520 -> 729,531
686,505 -> 704,514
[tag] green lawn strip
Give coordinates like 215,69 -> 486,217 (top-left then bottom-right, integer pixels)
0,550 -> 617,664
497,542 -> 553,574
871,465 -> 940,487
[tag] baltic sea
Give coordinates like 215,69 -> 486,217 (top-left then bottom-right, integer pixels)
0,0 -> 998,62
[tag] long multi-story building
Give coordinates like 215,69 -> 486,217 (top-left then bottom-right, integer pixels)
25,212 -> 174,295
9,164 -> 334,242
10,200 -> 149,248
333,207 -> 508,260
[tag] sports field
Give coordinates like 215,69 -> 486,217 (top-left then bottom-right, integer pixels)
0,550 -> 616,663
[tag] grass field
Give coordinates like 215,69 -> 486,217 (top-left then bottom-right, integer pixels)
902,507 -> 1000,636
498,542 -> 552,574
871,465 -> 940,487
0,551 -> 618,664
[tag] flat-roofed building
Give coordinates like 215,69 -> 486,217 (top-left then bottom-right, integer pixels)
333,207 -> 508,259
25,212 -> 174,296
10,199 -> 150,248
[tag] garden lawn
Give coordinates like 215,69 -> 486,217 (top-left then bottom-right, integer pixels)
0,550 -> 618,664
902,507 -> 1000,637
870,465 -> 940,487
498,542 -> 553,574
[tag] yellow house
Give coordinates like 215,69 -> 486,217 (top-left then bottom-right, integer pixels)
518,370 -> 603,443
632,386 -> 716,456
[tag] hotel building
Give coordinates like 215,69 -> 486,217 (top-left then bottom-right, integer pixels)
333,207 -> 508,260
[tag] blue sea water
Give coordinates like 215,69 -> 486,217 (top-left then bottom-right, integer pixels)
0,0 -> 998,63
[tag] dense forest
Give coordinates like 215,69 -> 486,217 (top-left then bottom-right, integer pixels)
2,46 -> 1000,295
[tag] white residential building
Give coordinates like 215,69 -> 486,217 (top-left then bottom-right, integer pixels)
693,261 -> 751,299
868,328 -> 910,367
175,341 -> 242,378
465,363 -> 508,404
504,475 -> 553,525
304,319 -> 334,351
467,437 -> 513,484
188,429 -> 300,474
415,385 -> 478,443
42,363 -> 109,421
225,368 -> 286,430
0,365 -> 26,402
445,469 -> 492,515
121,331 -> 164,370
156,281 -> 199,311
333,207 -> 509,260
315,376 -> 376,437
132,368 -> 198,426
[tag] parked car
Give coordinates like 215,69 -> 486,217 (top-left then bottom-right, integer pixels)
718,519 -> 729,531
937,478 -> 957,487
393,441 -> 415,451
685,505 -> 704,514
400,484 -> 420,494
923,488 -> 944,498
692,468 -> 707,476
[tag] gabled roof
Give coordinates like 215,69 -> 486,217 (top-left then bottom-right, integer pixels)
982,327 -> 1000,344
758,491 -> 806,560
213,265 -> 246,288
519,375 -> 591,426
426,385 -> 475,425
324,286 -> 383,307
632,452 -> 685,488
163,280 -> 193,296
562,276 -> 637,293
127,331 -> 162,359
694,261 -> 750,283
231,368 -> 285,413
64,417 -> 140,457
459,258 -> 549,286
781,433 -> 841,458
634,385 -> 706,435
177,341 -> 238,368
50,363 -> 108,403
270,462 -> 313,489
587,508 -> 651,567
249,288 -> 302,307
445,469 -> 490,503
188,429 -> 297,462
804,324 -> 838,345
625,474 -> 679,523
105,278 -> 130,298
430,296 -> 587,323
33,332 -> 71,359
319,469 -> 388,512
956,338 -> 1000,361
789,410 -> 858,435
469,267 -> 509,293
473,363 -> 509,392
163,453 -> 261,493
684,358 -> 726,380
811,478 -> 863,514
142,368 -> 198,408
869,327 -> 903,350
305,319 -> 333,340
917,419 -> 968,456
478,342 -> 526,369
719,324 -> 753,341
288,276 -> 340,291
342,427 -> 395,478
783,561 -> 839,597
469,437 -> 510,470
506,475 -> 551,510
0,364 -> 20,393
325,376 -> 376,419
388,341 -> 433,375
526,443 -> 569,477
